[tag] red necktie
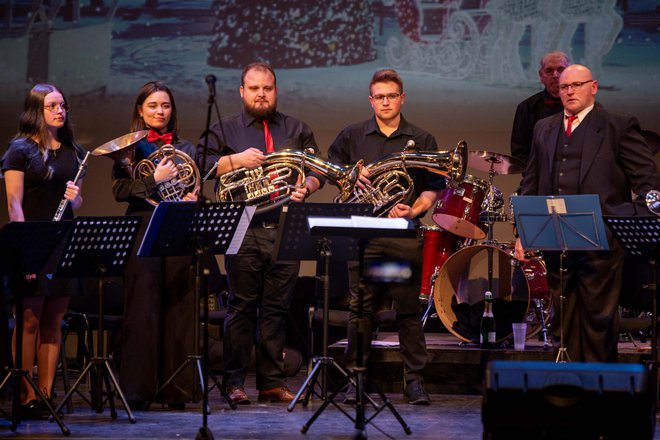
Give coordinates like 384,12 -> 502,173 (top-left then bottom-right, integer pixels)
565,115 -> 578,138
147,130 -> 173,144
262,120 -> 278,199
263,120 -> 274,153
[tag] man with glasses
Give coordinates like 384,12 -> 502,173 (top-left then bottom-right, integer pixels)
510,51 -> 570,166
514,64 -> 659,362
328,69 -> 445,405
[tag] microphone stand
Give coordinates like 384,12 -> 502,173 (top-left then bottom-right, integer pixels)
196,73 -> 219,440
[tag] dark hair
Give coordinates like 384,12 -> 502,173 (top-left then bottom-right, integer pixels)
14,83 -> 77,161
369,69 -> 404,95
241,62 -> 277,86
131,81 -> 179,139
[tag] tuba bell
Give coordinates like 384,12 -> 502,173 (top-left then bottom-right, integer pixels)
92,130 -> 201,206
216,149 -> 363,215
334,140 -> 467,216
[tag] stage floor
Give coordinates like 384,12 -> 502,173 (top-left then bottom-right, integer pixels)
0,333 -> 658,439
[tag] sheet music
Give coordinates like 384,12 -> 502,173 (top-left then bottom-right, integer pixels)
226,205 -> 256,255
307,215 -> 410,230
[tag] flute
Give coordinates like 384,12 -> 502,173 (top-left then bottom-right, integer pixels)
53,151 -> 91,221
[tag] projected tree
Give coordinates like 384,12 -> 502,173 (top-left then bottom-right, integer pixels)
207,0 -> 377,68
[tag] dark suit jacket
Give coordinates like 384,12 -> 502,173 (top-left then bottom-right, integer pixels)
521,102 -> 659,218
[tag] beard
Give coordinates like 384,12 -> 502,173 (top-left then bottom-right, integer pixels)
244,99 -> 277,120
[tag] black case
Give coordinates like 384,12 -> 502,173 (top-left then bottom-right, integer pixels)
482,360 -> 656,439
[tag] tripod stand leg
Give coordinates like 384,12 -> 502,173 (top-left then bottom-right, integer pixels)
54,360 -> 94,415
100,366 -> 118,419
206,368 -> 236,410
5,369 -> 71,435
103,359 -> 136,423
288,358 -> 323,412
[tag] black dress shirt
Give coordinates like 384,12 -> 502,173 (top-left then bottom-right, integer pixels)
328,115 -> 446,216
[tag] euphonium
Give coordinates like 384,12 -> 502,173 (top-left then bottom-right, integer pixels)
91,130 -> 201,207
335,140 -> 467,216
216,149 -> 363,214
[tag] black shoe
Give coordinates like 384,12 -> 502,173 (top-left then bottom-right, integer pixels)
19,399 -> 47,420
404,380 -> 430,405
343,383 -> 356,405
167,402 -> 186,410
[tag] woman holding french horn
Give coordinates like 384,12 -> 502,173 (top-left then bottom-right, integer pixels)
113,81 -> 200,410
1,83 -> 86,418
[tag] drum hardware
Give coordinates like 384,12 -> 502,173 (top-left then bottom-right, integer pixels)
434,244 -> 552,344
421,265 -> 441,327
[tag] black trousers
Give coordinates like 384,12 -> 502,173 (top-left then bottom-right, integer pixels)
345,235 -> 427,384
544,239 -> 624,363
223,227 -> 300,390
119,215 -> 195,404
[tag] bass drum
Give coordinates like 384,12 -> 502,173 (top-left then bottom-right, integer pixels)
434,244 -> 551,343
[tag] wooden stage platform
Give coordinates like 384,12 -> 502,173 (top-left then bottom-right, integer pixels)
328,331 -> 653,395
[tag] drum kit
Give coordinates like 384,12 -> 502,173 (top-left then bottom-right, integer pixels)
420,149 -> 552,348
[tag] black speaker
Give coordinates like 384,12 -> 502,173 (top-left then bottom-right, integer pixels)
482,361 -> 656,440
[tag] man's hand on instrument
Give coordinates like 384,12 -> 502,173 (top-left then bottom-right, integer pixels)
237,147 -> 266,169
356,167 -> 371,190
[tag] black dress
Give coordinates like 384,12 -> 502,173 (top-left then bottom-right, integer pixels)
114,137 -> 197,405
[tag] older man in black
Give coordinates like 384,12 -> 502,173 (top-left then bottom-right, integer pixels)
328,69 -> 444,405
514,64 -> 658,362
510,51 -> 570,165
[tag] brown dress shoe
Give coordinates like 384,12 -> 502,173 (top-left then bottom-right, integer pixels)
257,386 -> 296,403
227,386 -> 251,405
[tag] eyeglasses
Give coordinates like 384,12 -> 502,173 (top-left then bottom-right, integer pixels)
371,93 -> 401,103
44,103 -> 69,113
559,80 -> 593,92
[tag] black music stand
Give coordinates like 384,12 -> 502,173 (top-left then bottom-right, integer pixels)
513,195 -> 608,362
274,202 -> 372,411
52,216 -> 141,423
604,216 -> 660,403
0,221 -> 72,435
138,201 -> 252,415
301,216 -> 416,438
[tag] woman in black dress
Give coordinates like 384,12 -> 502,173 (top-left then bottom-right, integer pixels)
114,81 -> 199,410
1,84 -> 86,416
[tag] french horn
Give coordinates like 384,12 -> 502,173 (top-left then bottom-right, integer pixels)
92,130 -> 201,206
216,149 -> 362,215
334,140 -> 468,216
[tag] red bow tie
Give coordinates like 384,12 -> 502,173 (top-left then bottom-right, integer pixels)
147,130 -> 173,144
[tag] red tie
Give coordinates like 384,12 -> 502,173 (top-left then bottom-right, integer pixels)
262,120 -> 278,199
263,120 -> 274,153
565,115 -> 578,138
147,130 -> 173,144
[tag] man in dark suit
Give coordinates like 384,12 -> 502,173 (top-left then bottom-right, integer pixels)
510,51 -> 570,166
514,64 -> 659,362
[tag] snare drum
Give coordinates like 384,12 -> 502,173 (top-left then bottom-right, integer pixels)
432,175 -> 489,240
433,244 -> 551,343
419,225 -> 461,301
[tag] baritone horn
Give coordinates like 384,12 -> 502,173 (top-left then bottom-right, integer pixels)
216,149 -> 363,215
92,130 -> 201,206
334,140 -> 467,216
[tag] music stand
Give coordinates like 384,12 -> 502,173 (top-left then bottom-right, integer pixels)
0,221 -> 71,435
138,201 -> 252,415
512,195 -> 608,362
301,216 -> 416,438
52,216 -> 141,423
604,216 -> 660,403
274,202 -> 372,411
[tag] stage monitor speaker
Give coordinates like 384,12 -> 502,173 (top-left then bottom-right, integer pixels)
482,360 -> 656,440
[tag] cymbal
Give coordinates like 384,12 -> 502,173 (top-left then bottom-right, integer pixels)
467,150 -> 525,175
91,130 -> 149,156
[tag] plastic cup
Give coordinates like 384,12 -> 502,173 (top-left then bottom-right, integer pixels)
512,322 -> 527,351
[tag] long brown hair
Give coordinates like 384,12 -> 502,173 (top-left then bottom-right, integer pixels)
14,83 -> 77,161
131,81 -> 179,140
